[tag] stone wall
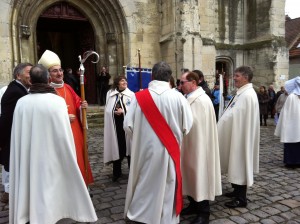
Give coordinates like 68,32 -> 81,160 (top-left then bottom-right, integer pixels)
287,58 -> 300,80
126,1 -> 161,69
213,0 -> 288,91
0,0 -> 289,92
0,1 -> 13,87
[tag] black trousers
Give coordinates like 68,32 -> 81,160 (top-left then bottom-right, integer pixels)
213,104 -> 219,121
113,156 -> 130,178
260,114 -> 268,125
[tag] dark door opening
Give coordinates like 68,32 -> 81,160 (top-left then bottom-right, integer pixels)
36,4 -> 97,103
216,61 -> 230,96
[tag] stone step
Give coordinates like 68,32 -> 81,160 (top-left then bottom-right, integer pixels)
87,112 -> 104,119
86,104 -> 104,128
88,122 -> 103,128
87,118 -> 104,128
86,105 -> 104,113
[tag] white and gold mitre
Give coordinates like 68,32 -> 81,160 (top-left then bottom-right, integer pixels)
38,50 -> 61,69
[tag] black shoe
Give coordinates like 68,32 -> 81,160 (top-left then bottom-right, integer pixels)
181,204 -> 197,215
191,215 -> 209,224
224,198 -> 247,208
224,191 -> 236,198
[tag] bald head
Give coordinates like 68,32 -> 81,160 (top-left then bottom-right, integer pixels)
30,64 -> 50,84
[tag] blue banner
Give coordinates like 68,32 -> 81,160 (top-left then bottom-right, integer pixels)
126,67 -> 152,92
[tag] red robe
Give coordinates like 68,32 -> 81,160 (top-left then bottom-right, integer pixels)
56,84 -> 94,185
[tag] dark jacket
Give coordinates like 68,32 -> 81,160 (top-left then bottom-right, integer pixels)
97,72 -> 111,86
0,80 -> 28,171
268,89 -> 276,105
199,81 -> 213,100
257,91 -> 269,115
64,72 -> 79,94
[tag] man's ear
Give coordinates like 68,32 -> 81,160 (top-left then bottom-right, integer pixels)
48,76 -> 51,84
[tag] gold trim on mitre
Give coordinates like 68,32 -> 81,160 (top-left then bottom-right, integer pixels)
38,50 -> 61,70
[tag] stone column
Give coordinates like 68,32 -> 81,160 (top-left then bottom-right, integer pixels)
0,1 -> 13,86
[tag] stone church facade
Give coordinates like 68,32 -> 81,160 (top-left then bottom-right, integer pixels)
0,0 -> 288,103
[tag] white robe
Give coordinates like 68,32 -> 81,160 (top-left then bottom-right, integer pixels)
9,93 -> 97,224
274,93 -> 300,143
182,87 -> 222,201
217,83 -> 260,187
103,88 -> 134,163
124,81 -> 193,224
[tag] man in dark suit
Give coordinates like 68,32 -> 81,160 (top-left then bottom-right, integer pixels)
0,62 -> 32,203
97,66 -> 111,106
64,68 -> 80,95
193,70 -> 213,100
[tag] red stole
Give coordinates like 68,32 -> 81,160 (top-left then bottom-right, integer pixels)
135,89 -> 183,216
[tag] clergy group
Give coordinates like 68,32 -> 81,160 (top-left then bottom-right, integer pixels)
0,50 -> 273,224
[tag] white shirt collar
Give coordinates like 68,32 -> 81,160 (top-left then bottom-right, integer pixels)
15,80 -> 29,91
148,80 -> 171,94
236,83 -> 253,95
50,81 -> 64,88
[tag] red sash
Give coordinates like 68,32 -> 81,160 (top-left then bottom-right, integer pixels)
135,89 -> 183,216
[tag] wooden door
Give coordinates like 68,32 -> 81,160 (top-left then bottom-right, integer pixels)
37,2 -> 98,103
77,26 -> 97,104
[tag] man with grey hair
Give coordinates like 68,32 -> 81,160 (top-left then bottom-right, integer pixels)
9,64 -> 97,223
218,66 -> 260,208
124,61 -> 193,223
0,62 -> 32,203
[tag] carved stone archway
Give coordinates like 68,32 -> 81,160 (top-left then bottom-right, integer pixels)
10,0 -> 130,103
216,57 -> 234,95
36,2 -> 98,102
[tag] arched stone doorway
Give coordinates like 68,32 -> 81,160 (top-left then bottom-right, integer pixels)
10,0 -> 130,104
216,57 -> 234,96
37,2 -> 97,103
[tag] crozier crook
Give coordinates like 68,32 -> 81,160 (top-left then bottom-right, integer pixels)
78,50 -> 99,184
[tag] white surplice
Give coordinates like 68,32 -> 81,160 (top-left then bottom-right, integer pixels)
124,80 -> 193,224
9,93 -> 97,224
182,87 -> 222,201
103,88 -> 134,163
274,93 -> 300,143
217,83 -> 260,187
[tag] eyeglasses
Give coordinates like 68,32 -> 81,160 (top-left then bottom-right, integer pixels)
180,80 -> 191,85
49,68 -> 64,73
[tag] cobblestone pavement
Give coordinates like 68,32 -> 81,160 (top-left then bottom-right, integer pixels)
1,119 -> 300,224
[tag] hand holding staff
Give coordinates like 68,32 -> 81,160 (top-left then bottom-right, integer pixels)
78,51 -> 99,184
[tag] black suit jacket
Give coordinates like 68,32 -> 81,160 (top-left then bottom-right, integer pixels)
0,80 -> 28,171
